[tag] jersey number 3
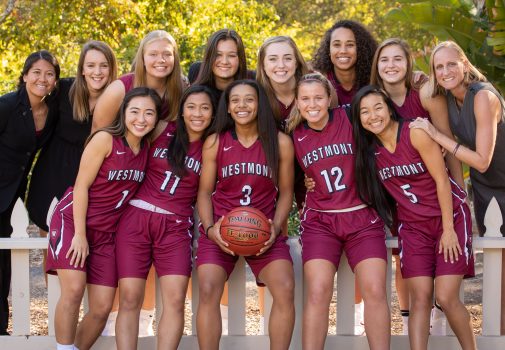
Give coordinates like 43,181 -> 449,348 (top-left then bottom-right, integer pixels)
240,185 -> 252,206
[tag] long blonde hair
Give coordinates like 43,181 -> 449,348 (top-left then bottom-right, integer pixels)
256,36 -> 309,124
286,72 -> 332,133
70,41 -> 117,122
428,40 -> 487,97
132,30 -> 183,121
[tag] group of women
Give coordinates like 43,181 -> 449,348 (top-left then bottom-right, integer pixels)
0,18 -> 503,350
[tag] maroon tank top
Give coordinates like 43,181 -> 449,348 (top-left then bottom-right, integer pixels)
212,130 -> 277,219
293,108 -> 364,210
375,121 -> 466,222
393,88 -> 430,120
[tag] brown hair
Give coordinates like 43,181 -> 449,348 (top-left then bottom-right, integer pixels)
70,41 -> 118,122
256,36 -> 310,124
370,38 -> 413,91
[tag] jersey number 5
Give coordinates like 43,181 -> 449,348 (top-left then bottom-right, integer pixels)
400,184 -> 418,204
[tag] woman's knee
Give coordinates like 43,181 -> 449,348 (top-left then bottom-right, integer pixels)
198,279 -> 223,305
119,288 -> 144,311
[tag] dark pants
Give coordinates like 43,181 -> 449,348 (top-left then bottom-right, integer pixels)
0,198 -> 17,335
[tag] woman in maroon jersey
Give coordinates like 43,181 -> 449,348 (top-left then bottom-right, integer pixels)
313,19 -> 377,107
370,38 -> 465,334
256,35 -> 310,129
114,85 -> 216,350
93,30 -> 183,129
287,73 -> 390,350
353,85 -> 476,350
46,88 -> 160,350
196,80 -> 295,350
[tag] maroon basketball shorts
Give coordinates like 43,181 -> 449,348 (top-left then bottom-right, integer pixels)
196,223 -> 292,284
398,203 -> 474,279
116,203 -> 193,280
299,206 -> 387,271
46,194 -> 117,287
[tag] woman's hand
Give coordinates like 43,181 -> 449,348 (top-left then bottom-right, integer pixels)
304,175 -> 315,192
409,117 -> 439,139
439,228 -> 462,264
257,219 -> 280,256
66,234 -> 89,268
208,216 -> 235,256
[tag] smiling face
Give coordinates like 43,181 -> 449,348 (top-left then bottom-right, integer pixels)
212,39 -> 240,81
143,39 -> 175,79
82,49 -> 110,94
124,96 -> 158,139
23,59 -> 57,100
263,42 -> 297,85
296,81 -> 331,130
183,92 -> 213,138
227,84 -> 258,127
433,47 -> 466,91
359,93 -> 392,136
329,27 -> 357,72
377,44 -> 408,86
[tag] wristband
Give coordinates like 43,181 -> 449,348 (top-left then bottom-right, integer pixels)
205,224 -> 214,236
452,142 -> 461,156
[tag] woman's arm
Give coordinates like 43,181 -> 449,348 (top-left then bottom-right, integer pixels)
259,132 -> 294,254
410,89 -> 502,173
196,134 -> 234,255
419,84 -> 464,187
410,128 -> 461,263
70,131 -> 112,267
91,80 -> 126,132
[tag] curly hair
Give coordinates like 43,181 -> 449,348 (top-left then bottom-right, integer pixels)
312,20 -> 377,90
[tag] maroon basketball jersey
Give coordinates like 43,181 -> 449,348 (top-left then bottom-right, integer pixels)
326,70 -> 357,107
119,73 -> 170,120
277,98 -> 294,122
393,88 -> 430,120
134,122 -> 203,216
80,135 -> 149,232
375,121 -> 466,222
212,130 -> 277,220
293,108 -> 364,210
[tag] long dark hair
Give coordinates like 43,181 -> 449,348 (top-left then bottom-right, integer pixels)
167,85 -> 217,177
351,85 -> 399,226
18,50 -> 60,89
194,29 -> 248,88
86,87 -> 161,146
213,79 -> 280,183
313,20 -> 377,90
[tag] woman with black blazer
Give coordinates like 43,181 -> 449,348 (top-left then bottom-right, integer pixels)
0,50 -> 60,335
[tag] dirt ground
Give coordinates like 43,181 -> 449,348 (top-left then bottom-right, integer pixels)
7,226 -> 483,337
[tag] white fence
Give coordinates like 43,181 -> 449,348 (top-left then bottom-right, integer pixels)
0,198 -> 505,349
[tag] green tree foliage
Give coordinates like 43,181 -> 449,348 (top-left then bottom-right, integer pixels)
387,0 -> 505,93
0,0 -> 278,93
263,0 -> 435,59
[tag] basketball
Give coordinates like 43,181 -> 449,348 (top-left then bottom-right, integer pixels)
220,207 -> 271,256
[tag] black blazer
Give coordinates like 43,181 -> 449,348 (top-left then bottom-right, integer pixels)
0,87 -> 58,212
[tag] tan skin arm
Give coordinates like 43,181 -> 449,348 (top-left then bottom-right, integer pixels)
258,132 -> 294,255
410,128 -> 461,263
410,89 -> 502,173
419,84 -> 464,188
91,80 -> 126,132
70,131 -> 112,267
196,134 -> 234,255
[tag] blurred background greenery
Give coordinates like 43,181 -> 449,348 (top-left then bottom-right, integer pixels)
1,1 -> 503,93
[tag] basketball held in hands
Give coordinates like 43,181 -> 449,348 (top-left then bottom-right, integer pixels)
220,207 -> 271,256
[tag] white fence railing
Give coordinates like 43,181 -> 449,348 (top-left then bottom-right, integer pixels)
0,198 -> 505,349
